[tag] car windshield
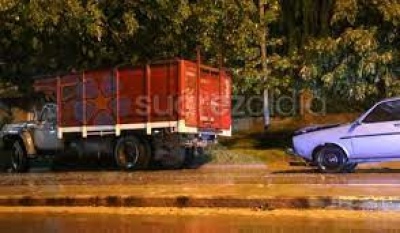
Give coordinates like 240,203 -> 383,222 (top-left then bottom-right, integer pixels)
363,100 -> 400,123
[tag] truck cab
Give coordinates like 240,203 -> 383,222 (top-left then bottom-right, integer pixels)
1,103 -> 63,172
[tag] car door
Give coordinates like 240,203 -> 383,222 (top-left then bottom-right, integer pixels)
33,105 -> 64,151
350,100 -> 400,159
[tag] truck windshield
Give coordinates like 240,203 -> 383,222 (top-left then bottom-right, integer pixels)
40,105 -> 57,123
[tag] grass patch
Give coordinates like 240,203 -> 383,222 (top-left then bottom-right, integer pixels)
203,122 -> 298,165
199,145 -> 265,165
226,149 -> 289,164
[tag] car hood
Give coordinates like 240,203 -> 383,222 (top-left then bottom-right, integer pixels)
294,123 -> 344,136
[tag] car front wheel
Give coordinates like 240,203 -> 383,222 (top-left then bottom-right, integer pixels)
315,145 -> 347,173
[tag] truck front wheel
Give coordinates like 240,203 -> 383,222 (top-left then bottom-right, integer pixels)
11,141 -> 29,173
114,136 -> 150,171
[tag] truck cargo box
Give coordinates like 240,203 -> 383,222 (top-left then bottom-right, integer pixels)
34,59 -> 231,139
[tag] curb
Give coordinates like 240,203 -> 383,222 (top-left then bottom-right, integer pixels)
1,196 -> 400,211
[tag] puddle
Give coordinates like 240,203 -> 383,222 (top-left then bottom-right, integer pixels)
0,212 -> 398,233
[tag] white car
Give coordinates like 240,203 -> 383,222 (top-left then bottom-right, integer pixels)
290,97 -> 400,173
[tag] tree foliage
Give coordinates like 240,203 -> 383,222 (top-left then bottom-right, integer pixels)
0,0 -> 400,104
303,0 -> 400,100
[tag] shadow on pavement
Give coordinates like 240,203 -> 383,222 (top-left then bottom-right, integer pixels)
0,149 -> 212,173
273,167 -> 400,174
221,130 -> 293,150
272,169 -> 318,174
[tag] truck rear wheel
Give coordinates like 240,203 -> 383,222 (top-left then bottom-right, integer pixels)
11,141 -> 29,173
114,136 -> 150,171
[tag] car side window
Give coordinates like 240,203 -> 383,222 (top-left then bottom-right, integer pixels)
363,100 -> 400,123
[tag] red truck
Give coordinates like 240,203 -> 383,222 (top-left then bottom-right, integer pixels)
1,59 -> 232,172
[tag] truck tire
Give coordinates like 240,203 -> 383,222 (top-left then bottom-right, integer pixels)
11,140 -> 29,173
114,136 -> 150,171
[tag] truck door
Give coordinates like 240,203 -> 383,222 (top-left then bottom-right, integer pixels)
33,104 -> 64,151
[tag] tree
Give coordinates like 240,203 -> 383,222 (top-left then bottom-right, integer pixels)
302,0 -> 400,101
0,0 -> 140,91
2,0 -> 399,115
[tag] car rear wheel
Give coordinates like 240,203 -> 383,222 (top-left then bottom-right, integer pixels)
11,141 -> 29,173
315,145 -> 347,173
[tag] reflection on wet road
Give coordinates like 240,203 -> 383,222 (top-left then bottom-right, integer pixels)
0,211 -> 399,233
2,165 -> 400,186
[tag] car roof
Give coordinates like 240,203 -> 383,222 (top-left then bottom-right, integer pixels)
378,97 -> 400,104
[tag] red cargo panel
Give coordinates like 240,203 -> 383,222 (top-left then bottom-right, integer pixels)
83,70 -> 116,126
220,70 -> 232,129
199,68 -> 220,129
117,67 -> 146,124
181,61 -> 231,131
60,74 -> 81,127
33,59 -> 232,137
33,78 -> 57,94
149,63 -> 179,122
182,61 -> 198,127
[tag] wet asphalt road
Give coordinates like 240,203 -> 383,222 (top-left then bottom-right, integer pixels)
1,211 -> 400,233
1,162 -> 400,186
